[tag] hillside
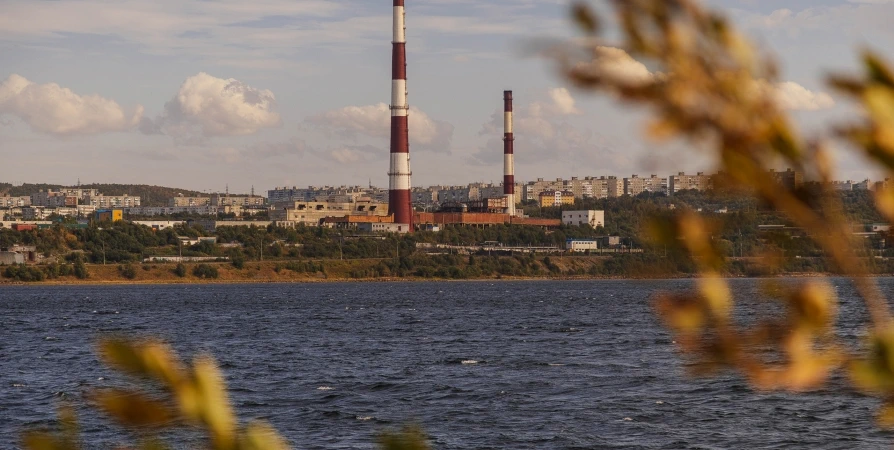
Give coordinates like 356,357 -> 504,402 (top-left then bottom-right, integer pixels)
0,183 -> 208,207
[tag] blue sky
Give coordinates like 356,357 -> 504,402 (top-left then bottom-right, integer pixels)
1,0 -> 893,194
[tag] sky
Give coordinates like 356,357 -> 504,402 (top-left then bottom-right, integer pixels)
1,0 -> 893,195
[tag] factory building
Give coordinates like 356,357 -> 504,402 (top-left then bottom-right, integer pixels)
562,210 -> 605,228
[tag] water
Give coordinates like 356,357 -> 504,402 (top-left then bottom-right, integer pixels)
0,279 -> 890,449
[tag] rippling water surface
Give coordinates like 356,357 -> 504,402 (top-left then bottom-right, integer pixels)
1,279 -> 891,449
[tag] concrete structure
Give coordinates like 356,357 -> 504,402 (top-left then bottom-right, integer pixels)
211,195 -> 265,207
169,195 -> 211,207
503,90 -> 516,216
126,206 -> 219,216
388,0 -> 413,227
566,239 -> 599,252
358,222 -> 410,234
95,209 -> 124,222
0,252 -> 25,265
624,174 -> 667,196
132,220 -> 186,230
23,206 -> 82,220
270,200 -> 388,226
771,168 -> 804,190
0,221 -> 52,229
538,190 -> 575,208
193,220 -> 273,232
562,210 -> 605,228
669,172 -> 712,194
84,194 -> 141,208
0,196 -> 31,208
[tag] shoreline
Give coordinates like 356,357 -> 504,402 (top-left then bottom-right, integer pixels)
0,272 -> 877,287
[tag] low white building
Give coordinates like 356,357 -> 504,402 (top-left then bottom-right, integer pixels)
358,223 -> 411,234
566,239 -> 599,252
132,220 -> 186,230
562,210 -> 605,228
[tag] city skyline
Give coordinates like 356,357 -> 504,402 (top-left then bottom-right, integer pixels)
2,0 -> 893,193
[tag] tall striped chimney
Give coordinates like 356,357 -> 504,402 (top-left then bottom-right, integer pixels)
388,0 -> 413,227
503,90 -> 516,217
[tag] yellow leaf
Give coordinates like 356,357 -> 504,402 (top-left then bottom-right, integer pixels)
193,355 -> 236,446
698,274 -> 732,320
240,422 -> 291,450
378,426 -> 430,450
874,186 -> 894,223
94,389 -> 174,429
863,85 -> 894,126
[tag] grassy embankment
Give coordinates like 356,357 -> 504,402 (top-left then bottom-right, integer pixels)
0,256 -> 664,285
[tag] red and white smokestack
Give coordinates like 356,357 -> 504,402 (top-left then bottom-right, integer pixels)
388,0 -> 413,227
503,90 -> 516,217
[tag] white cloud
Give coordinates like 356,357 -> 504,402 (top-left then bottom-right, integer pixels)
142,72 -> 281,139
306,103 -> 454,152
572,47 -> 834,112
760,9 -> 793,28
0,74 -> 142,136
769,81 -> 835,111
571,46 -> 656,87
545,88 -> 581,116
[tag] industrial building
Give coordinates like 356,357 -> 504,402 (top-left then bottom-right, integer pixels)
562,210 -> 605,228
270,200 -> 388,226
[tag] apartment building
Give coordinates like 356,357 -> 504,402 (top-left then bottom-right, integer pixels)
624,174 -> 667,196
211,195 -> 265,207
538,190 -> 575,207
668,172 -> 713,194
84,194 -> 141,208
0,196 -> 31,207
168,195 -> 211,207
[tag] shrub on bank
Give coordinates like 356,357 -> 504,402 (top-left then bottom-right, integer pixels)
192,264 -> 219,279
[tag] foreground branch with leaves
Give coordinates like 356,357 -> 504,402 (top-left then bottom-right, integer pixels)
555,0 -> 894,426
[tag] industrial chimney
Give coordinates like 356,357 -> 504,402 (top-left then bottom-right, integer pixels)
388,0 -> 413,227
503,90 -> 516,217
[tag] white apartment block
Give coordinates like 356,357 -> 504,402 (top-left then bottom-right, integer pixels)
562,210 -> 606,228
211,195 -> 265,207
169,196 -> 211,207
126,206 -> 219,216
84,194 -> 141,208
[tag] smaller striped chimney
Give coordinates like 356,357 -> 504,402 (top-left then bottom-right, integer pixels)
503,90 -> 515,216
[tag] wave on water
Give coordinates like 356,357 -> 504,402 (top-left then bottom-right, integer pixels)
461,360 -> 480,365
317,386 -> 334,391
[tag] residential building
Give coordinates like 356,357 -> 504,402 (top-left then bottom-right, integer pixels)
605,176 -> 623,197
770,168 -> 804,190
84,194 -> 141,208
168,195 -> 211,207
669,172 -> 713,194
538,190 -> 575,208
0,196 -> 31,207
624,174 -> 667,196
211,195 -> 265,207
562,210 -> 606,228
126,206 -> 219,216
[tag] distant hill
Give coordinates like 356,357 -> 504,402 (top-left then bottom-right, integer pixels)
0,183 -> 210,207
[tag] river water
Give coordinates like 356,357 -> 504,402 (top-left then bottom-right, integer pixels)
0,279 -> 891,449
